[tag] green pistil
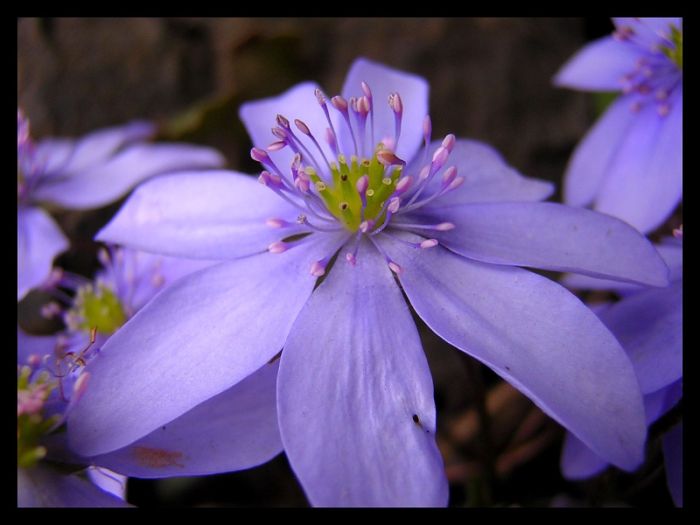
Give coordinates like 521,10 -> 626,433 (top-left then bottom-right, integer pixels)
661,25 -> 682,70
313,145 -> 401,231
69,283 -> 126,335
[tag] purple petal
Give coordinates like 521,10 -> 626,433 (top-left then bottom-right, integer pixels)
68,232 -> 347,457
96,170 -> 304,260
33,142 -> 225,210
553,36 -> 638,92
278,239 -> 448,507
95,247 -> 219,315
561,383 -> 681,481
342,57 -> 429,162
598,281 -> 682,394
407,139 -> 554,206
17,206 -> 69,301
595,90 -> 682,234
50,121 -> 155,176
563,97 -> 639,208
239,81 -> 339,172
424,201 -> 669,287
380,235 -> 646,471
18,327 -> 58,365
32,138 -> 75,175
662,422 -> 683,507
92,361 -> 282,478
560,432 -> 609,480
18,465 -> 129,507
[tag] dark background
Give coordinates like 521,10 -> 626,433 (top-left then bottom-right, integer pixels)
18,17 -> 676,507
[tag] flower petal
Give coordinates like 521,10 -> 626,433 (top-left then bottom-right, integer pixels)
561,383 -> 681,481
33,142 -> 225,210
278,239 -> 448,507
49,121 -> 155,176
560,432 -> 609,480
18,327 -> 58,365
563,96 -> 639,207
18,465 -> 129,507
553,36 -> 638,92
380,235 -> 646,471
595,90 -> 682,234
91,361 -> 282,478
406,139 -> 554,206
421,201 -> 669,287
662,422 -> 683,507
68,232 -> 347,457
96,170 -> 304,260
598,281 -> 682,394
239,81 -> 340,173
17,206 -> 69,301
342,57 -> 429,162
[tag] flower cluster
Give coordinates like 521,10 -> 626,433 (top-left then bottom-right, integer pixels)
19,17 -> 682,507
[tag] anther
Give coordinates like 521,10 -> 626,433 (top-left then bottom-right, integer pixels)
420,239 -> 439,249
376,150 -> 406,167
267,141 -> 286,152
441,134 -> 456,153
268,241 -> 289,254
436,222 -> 455,231
310,259 -> 328,277
294,119 -> 311,136
388,261 -> 403,274
276,114 -> 290,129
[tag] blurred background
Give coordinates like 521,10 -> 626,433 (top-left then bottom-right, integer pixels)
18,17 -> 676,507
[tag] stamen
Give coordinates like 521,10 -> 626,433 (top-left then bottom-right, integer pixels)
391,221 -> 455,232
315,88 -> 340,149
295,118 -> 332,172
326,128 -> 339,157
332,95 -> 358,156
361,81 -> 375,147
388,92 -> 403,149
367,235 -> 403,274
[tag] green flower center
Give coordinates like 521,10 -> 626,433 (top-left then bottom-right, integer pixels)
17,366 -> 60,468
307,146 -> 402,232
68,283 -> 126,335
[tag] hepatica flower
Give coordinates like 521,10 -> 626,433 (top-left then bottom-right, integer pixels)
69,58 -> 669,507
555,18 -> 682,234
17,109 -> 225,301
18,247 -> 282,507
560,234 -> 683,506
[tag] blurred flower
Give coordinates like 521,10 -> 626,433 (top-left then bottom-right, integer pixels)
560,234 -> 682,506
18,246 -> 282,507
17,109 -> 226,301
554,18 -> 682,234
70,58 -> 669,507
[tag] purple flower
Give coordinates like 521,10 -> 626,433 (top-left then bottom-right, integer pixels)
67,58 -> 669,507
18,246 -> 283,506
560,234 -> 683,506
554,18 -> 682,234
17,110 -> 225,301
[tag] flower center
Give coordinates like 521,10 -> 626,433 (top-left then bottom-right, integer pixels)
615,20 -> 682,117
66,283 -> 126,335
305,147 -> 404,231
252,79 -> 464,274
17,365 -> 59,468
